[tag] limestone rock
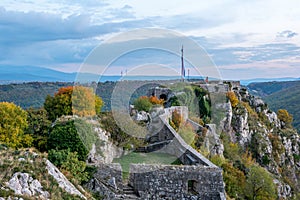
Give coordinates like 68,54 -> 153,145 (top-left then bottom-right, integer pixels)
88,127 -> 123,164
135,111 -> 149,121
6,172 -> 49,199
45,159 -> 86,199
274,179 -> 292,199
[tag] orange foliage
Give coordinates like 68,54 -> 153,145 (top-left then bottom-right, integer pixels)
56,86 -> 73,96
149,96 -> 164,105
170,109 -> 183,131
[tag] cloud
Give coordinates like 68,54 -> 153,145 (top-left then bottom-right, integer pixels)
277,30 -> 298,38
0,5 -> 152,46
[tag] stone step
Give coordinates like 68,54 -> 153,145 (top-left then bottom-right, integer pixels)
123,186 -> 136,195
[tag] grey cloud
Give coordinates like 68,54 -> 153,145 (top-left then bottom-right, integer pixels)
277,30 -> 298,38
0,7 -> 153,45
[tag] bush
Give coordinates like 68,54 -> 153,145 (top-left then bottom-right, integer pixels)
48,149 -> 69,167
178,122 -> 196,145
222,162 -> 246,199
133,96 -> 152,112
47,120 -> 90,161
277,109 -> 293,128
169,109 -> 183,131
227,91 -> 239,108
48,149 -> 89,184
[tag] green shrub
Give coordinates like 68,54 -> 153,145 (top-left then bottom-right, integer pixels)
222,162 -> 246,199
47,120 -> 89,161
133,96 -> 152,112
48,149 -> 70,167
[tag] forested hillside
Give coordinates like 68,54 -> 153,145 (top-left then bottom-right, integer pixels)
248,81 -> 300,131
0,81 -> 164,111
0,82 -> 73,108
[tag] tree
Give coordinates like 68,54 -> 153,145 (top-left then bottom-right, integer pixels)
0,102 -> 32,148
169,109 -> 183,131
149,96 -> 164,105
25,108 -> 51,151
277,109 -> 293,128
222,162 -> 246,199
227,91 -> 239,108
44,86 -> 104,121
133,96 -> 152,112
47,120 -> 91,161
245,165 -> 276,200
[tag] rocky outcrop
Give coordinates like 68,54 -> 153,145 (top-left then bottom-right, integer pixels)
225,86 -> 300,198
45,159 -> 86,199
87,127 -> 123,164
6,172 -> 49,199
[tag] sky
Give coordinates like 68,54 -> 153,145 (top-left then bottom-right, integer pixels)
1,0 -> 300,80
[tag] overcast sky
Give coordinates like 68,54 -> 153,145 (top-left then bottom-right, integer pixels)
1,0 -> 300,80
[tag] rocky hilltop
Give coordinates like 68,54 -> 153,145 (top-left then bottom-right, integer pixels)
216,83 -> 300,199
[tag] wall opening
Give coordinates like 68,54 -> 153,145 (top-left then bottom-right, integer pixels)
159,94 -> 167,101
188,180 -> 198,194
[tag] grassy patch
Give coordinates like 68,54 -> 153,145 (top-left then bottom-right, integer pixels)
0,147 -> 90,199
113,152 -> 179,179
178,123 -> 196,145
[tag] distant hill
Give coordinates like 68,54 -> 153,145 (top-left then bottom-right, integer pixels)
247,80 -> 300,131
0,65 -> 76,83
0,82 -> 73,108
0,81 -> 160,111
240,77 -> 300,86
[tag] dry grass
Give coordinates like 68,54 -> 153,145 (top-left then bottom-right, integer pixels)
0,144 -> 90,199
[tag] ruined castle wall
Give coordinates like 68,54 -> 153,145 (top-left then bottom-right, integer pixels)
187,118 -> 204,132
163,106 -> 189,122
158,112 -> 216,167
129,164 -> 225,200
93,163 -> 123,190
199,84 -> 229,93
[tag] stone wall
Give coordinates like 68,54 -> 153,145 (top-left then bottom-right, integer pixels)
129,164 -> 225,200
199,83 -> 229,93
147,87 -> 174,102
92,163 -> 123,191
157,112 -> 216,167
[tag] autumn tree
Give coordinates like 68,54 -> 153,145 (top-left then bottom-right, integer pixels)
0,102 -> 32,148
149,96 -> 164,105
277,109 -> 293,128
44,86 -> 103,121
169,109 -> 183,131
227,91 -> 239,108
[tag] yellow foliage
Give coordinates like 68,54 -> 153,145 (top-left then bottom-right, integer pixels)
241,150 -> 256,168
226,91 -> 239,107
241,102 -> 258,118
72,86 -> 97,117
277,109 -> 293,125
0,102 -> 32,148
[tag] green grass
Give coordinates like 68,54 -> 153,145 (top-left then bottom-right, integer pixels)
113,152 -> 180,179
178,123 -> 196,145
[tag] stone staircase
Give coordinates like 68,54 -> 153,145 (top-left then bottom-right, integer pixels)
121,185 -> 138,199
